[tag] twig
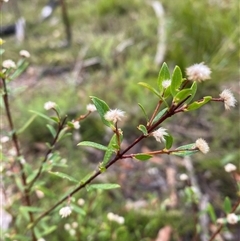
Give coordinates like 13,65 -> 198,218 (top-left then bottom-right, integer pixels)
27,116 -> 68,191
1,77 -> 37,241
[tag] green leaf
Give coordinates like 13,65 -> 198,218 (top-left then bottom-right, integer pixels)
41,226 -> 57,236
152,107 -> 168,124
102,133 -> 123,166
102,148 -> 114,166
186,81 -> 197,104
29,110 -> 56,123
157,62 -> 170,92
71,203 -> 86,216
223,196 -> 232,214
57,128 -> 69,142
90,96 -> 111,127
165,134 -> 173,149
86,183 -> 120,192
138,82 -> 162,99
46,124 -> 57,138
80,171 -> 96,184
137,124 -> 148,136
207,203 -> 217,223
17,115 -> 37,134
49,171 -> 79,183
9,60 -> 29,80
172,143 -> 198,156
20,206 -> 43,213
173,89 -> 192,104
138,103 -> 149,122
186,96 -> 212,111
134,153 -> 153,161
50,116 -> 60,123
171,66 -> 182,96
78,141 -> 108,151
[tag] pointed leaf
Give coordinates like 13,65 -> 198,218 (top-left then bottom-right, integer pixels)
90,96 -> 111,127
138,103 -> 149,122
29,110 -> 55,123
50,116 -> 60,123
57,128 -> 70,142
20,206 -> 43,213
86,183 -> 120,192
186,96 -> 212,111
71,203 -> 86,216
152,107 -> 168,124
171,66 -> 182,96
165,134 -> 173,149
207,203 -> 217,223
78,141 -> 108,151
172,143 -> 198,156
138,82 -> 162,99
80,171 -> 96,185
9,60 -> 29,80
173,89 -> 192,104
41,226 -> 57,236
186,81 -> 197,104
157,62 -> 170,92
134,153 -> 153,161
223,196 -> 232,214
46,124 -> 57,138
17,115 -> 37,134
137,124 -> 148,136
49,171 -> 79,183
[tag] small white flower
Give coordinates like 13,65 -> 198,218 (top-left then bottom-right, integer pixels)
20,157 -> 26,164
37,238 -> 46,241
64,223 -> 71,230
104,109 -> 125,123
179,173 -> 189,181
195,138 -> 209,154
8,147 -> 17,156
19,50 -> 30,58
224,163 -> 237,173
72,222 -> 78,228
77,198 -> 85,206
186,62 -> 211,82
86,104 -> 96,112
2,59 -> 16,69
59,206 -> 72,218
219,89 -> 237,110
72,121 -> 80,130
152,127 -> 168,143
69,229 -> 76,236
226,213 -> 239,224
107,212 -> 125,224
35,190 -> 44,199
216,218 -> 225,224
162,80 -> 171,89
0,136 -> 10,143
44,101 -> 56,110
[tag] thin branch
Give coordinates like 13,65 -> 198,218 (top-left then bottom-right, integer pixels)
27,116 -> 68,191
2,77 -> 37,241
31,107 -> 183,227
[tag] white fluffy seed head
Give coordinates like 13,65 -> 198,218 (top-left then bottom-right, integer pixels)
186,62 -> 211,82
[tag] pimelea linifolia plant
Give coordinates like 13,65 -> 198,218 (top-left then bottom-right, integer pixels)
1,39 -> 239,241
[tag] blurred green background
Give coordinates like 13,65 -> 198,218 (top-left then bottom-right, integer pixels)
1,0 -> 239,240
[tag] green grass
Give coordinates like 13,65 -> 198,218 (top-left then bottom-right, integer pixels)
2,0 -> 239,240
